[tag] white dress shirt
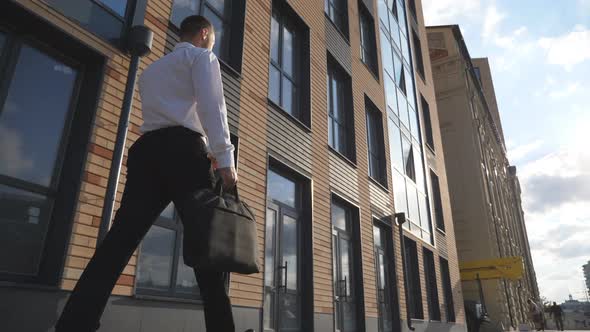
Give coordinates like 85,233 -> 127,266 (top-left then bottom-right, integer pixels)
138,42 -> 235,168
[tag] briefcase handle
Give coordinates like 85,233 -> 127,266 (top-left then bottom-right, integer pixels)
214,179 -> 241,201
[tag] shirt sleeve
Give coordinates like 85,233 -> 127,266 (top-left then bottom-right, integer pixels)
191,50 -> 235,168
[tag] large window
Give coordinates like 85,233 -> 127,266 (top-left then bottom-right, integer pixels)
328,59 -> 355,161
325,0 -> 349,37
359,2 -> 378,76
421,95 -> 435,151
423,248 -> 441,321
366,100 -> 387,186
332,198 -> 364,332
268,1 -> 310,124
440,257 -> 456,322
136,204 -> 202,299
404,237 -> 423,319
171,0 -> 245,70
430,170 -> 445,232
0,32 -> 79,278
378,0 -> 432,243
412,29 -> 425,80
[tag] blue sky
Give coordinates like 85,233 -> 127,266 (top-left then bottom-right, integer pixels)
423,0 -> 590,302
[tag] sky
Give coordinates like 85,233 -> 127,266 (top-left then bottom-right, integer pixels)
422,0 -> 590,303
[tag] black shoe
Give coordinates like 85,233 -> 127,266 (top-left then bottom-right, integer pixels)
244,330 -> 255,332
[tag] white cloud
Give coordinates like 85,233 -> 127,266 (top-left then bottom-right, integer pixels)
482,5 -> 506,39
538,25 -> 590,71
508,140 -> 543,163
422,0 -> 481,26
548,82 -> 581,99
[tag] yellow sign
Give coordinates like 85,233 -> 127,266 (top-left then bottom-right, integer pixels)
459,256 -> 524,281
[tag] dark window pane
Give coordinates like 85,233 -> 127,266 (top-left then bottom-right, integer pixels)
203,8 -> 226,58
0,185 -> 51,275
431,171 -> 445,231
267,170 -> 298,208
388,120 -> 404,171
137,226 -> 176,291
206,0 -> 226,14
175,235 -> 199,294
414,143 -> 425,190
421,96 -> 435,150
279,293 -> 301,329
282,215 -> 298,290
282,25 -> 294,76
394,53 -> 404,87
0,44 -> 78,187
402,136 -> 415,180
268,65 -> 281,104
282,77 -> 296,116
404,237 -> 423,319
440,258 -> 456,322
171,0 -> 201,27
424,249 -> 441,321
270,14 -> 280,63
96,0 -> 128,16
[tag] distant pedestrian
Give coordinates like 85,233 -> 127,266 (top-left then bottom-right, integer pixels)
528,299 -> 544,331
550,302 -> 565,331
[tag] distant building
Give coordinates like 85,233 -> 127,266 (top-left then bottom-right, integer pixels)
584,261 -> 590,297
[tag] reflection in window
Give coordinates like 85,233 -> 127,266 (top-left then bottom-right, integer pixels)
175,236 -> 199,294
96,0 -> 129,17
359,3 -> 378,74
393,170 -> 408,216
328,62 -> 354,160
267,170 -> 298,208
325,0 -> 349,36
269,8 -> 301,118
136,226 -> 176,291
0,45 -> 77,187
366,105 -> 387,185
0,185 -> 50,275
171,0 -> 233,60
402,137 -> 415,181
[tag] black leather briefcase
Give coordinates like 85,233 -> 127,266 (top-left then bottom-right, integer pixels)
176,182 -> 260,274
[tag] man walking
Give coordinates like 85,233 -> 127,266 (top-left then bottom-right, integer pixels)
55,16 -> 242,332
550,301 -> 565,331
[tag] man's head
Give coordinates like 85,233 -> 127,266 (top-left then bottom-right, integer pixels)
554,302 -> 557,306
179,15 -> 216,51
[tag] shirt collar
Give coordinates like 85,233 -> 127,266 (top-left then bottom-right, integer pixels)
174,42 -> 195,51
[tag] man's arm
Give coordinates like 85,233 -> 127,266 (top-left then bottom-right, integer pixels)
192,50 -> 234,168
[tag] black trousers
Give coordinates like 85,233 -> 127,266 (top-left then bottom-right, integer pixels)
555,316 -> 564,331
55,126 -> 235,332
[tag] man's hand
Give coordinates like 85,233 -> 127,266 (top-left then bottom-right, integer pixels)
218,166 -> 238,190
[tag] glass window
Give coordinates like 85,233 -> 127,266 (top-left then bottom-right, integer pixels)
407,184 -> 420,225
136,225 -> 176,292
401,35 -> 411,65
394,52 -> 403,87
388,120 -> 404,171
405,67 -> 415,109
413,143 -> 425,190
332,203 -> 349,231
421,96 -> 435,150
96,0 -> 129,17
268,7 -> 304,120
359,5 -> 378,73
430,170 -> 445,231
380,30 -> 394,77
393,170 -> 407,215
282,215 -> 298,290
397,91 -> 409,129
175,241 -> 199,294
418,193 -> 430,233
326,0 -> 349,36
412,30 -> 425,79
366,106 -> 386,185
397,0 -> 407,37
268,170 -> 298,208
378,0 -> 389,28
423,249 -> 441,321
171,0 -> 233,61
0,45 -> 77,187
402,136 -> 415,180
440,258 -> 456,322
384,74 -> 397,116
404,237 -> 423,319
328,62 -> 353,160
389,19 -> 401,50
409,108 -> 420,140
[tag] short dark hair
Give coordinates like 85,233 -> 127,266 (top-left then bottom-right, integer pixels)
179,15 -> 213,40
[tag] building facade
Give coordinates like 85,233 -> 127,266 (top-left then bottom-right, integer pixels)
0,1 -> 465,331
427,25 -> 540,331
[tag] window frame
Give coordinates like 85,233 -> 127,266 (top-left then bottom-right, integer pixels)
358,1 -> 379,77
170,0 -> 246,74
267,0 -> 311,126
423,248 -> 441,321
420,95 -> 435,152
404,236 -> 424,320
327,57 -> 356,163
411,29 -> 425,81
365,98 -> 388,187
429,170 -> 445,232
0,7 -> 105,286
440,257 -> 456,322
325,0 -> 350,39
